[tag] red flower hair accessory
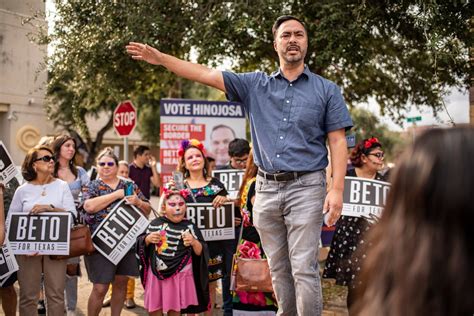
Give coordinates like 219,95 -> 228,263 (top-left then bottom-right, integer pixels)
162,187 -> 191,200
177,139 -> 206,157
364,137 -> 380,149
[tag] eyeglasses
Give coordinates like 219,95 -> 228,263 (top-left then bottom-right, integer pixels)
233,157 -> 248,165
167,201 -> 185,207
98,161 -> 115,167
367,152 -> 385,159
34,155 -> 55,162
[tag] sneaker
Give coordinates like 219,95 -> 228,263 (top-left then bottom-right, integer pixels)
37,300 -> 46,314
102,297 -> 111,307
125,298 -> 136,309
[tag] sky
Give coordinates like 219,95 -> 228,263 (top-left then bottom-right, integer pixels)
364,88 -> 470,131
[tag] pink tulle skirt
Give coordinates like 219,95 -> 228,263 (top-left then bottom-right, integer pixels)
144,260 -> 198,313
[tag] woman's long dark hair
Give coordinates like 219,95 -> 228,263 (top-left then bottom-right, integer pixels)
52,135 -> 78,178
354,127 -> 474,316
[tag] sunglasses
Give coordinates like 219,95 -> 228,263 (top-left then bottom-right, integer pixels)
34,155 -> 55,162
167,201 -> 185,207
98,161 -> 116,167
367,152 -> 385,159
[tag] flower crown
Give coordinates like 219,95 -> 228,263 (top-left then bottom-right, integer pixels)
363,137 -> 381,149
162,187 -> 191,200
177,139 -> 206,157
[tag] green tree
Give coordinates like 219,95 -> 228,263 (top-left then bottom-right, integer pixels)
350,107 -> 406,161
32,1 -> 470,167
191,0 -> 471,120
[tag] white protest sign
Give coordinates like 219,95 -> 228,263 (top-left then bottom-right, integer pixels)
342,176 -> 391,222
0,142 -> 18,184
92,200 -> 148,265
7,212 -> 71,255
186,202 -> 235,241
212,169 -> 245,199
0,240 -> 19,285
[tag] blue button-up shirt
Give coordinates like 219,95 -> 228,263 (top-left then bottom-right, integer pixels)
223,66 -> 352,173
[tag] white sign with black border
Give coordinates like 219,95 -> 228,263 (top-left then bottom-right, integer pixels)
92,199 -> 148,265
212,169 -> 245,199
0,240 -> 19,286
0,141 -> 18,184
186,202 -> 235,241
342,177 -> 391,222
7,212 -> 71,255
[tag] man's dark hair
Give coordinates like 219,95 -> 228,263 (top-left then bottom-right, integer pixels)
272,15 -> 307,38
210,124 -> 236,139
228,138 -> 250,157
133,145 -> 150,158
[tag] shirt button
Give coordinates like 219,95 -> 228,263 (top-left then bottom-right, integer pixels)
289,84 -> 293,87
279,136 -> 283,139
283,118 -> 287,121
276,154 -> 280,158
286,100 -> 290,103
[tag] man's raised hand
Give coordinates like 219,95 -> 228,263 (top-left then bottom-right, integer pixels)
126,42 -> 162,65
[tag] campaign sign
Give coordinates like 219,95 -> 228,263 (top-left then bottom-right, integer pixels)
7,212 -> 71,255
0,142 -> 18,184
212,169 -> 245,199
186,203 -> 235,241
0,241 -> 19,285
342,177 -> 391,221
92,200 -> 148,265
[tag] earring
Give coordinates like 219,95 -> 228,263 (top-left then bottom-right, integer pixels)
184,170 -> 189,178
203,168 -> 207,176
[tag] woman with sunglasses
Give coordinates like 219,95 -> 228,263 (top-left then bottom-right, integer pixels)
82,147 -> 151,316
51,135 -> 90,316
8,146 -> 76,315
323,137 -> 387,313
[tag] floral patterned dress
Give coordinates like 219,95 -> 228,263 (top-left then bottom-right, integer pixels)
322,169 -> 388,290
184,177 -> 228,282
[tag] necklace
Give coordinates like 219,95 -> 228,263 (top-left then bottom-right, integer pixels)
41,184 -> 47,196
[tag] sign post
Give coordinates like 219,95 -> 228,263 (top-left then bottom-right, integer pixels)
113,100 -> 137,160
406,116 -> 422,142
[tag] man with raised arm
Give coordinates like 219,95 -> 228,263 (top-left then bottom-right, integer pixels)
127,15 -> 352,315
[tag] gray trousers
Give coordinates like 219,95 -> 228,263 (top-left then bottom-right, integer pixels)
254,171 -> 325,316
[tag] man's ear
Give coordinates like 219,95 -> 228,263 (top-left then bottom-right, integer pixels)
273,40 -> 277,52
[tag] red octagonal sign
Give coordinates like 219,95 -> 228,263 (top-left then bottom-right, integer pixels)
114,100 -> 137,137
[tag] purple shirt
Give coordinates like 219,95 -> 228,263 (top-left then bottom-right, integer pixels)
129,162 -> 153,199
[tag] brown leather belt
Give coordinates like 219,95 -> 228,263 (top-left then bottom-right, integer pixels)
257,169 -> 311,182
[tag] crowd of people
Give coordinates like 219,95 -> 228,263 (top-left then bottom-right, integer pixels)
1,14 -> 473,316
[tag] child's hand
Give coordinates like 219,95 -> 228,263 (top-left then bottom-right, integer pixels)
182,231 -> 195,247
145,232 -> 162,245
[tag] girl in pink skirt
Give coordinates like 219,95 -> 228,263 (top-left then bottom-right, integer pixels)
136,187 -> 210,315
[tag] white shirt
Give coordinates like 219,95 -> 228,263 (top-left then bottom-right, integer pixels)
9,179 -> 77,216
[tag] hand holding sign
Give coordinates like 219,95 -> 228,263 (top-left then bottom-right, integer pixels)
30,204 -> 53,215
212,195 -> 229,209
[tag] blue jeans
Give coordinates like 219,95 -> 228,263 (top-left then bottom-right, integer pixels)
254,171 -> 325,316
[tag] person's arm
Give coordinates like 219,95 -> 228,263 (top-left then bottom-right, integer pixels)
324,129 -> 348,226
126,42 -> 225,92
83,190 -> 124,214
149,157 -> 161,189
0,184 -> 5,245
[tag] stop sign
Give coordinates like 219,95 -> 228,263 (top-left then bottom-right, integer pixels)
113,100 -> 137,137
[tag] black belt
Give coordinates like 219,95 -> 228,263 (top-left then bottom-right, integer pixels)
257,169 -> 311,182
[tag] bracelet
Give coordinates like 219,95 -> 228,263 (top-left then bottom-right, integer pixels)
50,204 -> 55,210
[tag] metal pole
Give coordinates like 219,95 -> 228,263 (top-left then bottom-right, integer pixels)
124,137 -> 129,161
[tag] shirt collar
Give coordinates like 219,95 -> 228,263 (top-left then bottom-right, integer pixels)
271,64 -> 310,81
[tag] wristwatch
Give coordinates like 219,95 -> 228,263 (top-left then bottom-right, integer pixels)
50,204 -> 55,210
